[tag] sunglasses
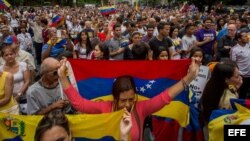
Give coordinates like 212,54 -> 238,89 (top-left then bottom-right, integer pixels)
49,70 -> 58,76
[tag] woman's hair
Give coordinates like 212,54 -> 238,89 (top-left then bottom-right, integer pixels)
77,30 -> 92,55
97,42 -> 110,60
216,18 -> 225,31
0,44 -> 15,57
153,46 -> 170,60
169,26 -> 178,38
112,75 -> 137,111
200,60 -> 238,123
34,110 -> 70,141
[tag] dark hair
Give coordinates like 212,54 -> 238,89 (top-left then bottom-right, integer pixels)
169,26 -> 178,38
157,21 -> 170,32
153,46 -> 170,60
77,30 -> 92,55
40,18 -> 48,26
185,23 -> 194,32
200,60 -> 238,123
154,16 -> 161,23
34,110 -> 70,141
216,18 -> 225,31
112,75 -> 137,111
146,24 -> 154,30
113,23 -> 121,31
236,31 -> 247,40
0,44 -> 15,57
96,43 -> 110,60
203,17 -> 213,23
129,31 -> 141,43
131,42 -> 149,60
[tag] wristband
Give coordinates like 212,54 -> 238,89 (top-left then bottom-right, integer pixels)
181,79 -> 189,91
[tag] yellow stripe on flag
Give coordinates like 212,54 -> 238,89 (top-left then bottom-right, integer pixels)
0,111 -> 124,141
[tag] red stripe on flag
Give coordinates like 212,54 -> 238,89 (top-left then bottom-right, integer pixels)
68,59 -> 190,81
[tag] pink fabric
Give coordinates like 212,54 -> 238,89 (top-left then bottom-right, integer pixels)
64,84 -> 172,141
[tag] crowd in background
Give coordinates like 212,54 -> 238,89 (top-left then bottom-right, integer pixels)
0,3 -> 250,141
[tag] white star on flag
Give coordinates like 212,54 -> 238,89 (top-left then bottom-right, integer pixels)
146,84 -> 152,89
149,80 -> 156,84
140,87 -> 146,93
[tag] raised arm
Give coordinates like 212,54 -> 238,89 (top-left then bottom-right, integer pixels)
58,59 -> 111,113
167,57 -> 200,99
139,57 -> 200,116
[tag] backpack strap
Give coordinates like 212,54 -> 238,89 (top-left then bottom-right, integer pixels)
133,108 -> 141,141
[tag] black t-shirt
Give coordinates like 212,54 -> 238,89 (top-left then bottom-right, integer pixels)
149,36 -> 172,59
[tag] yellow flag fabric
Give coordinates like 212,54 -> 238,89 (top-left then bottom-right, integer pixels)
92,94 -> 190,127
208,103 -> 250,141
0,110 -> 124,141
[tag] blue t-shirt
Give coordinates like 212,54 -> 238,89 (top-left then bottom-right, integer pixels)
42,39 -> 66,58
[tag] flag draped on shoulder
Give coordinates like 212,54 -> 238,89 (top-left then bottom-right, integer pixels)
208,102 -> 250,141
0,111 -> 124,141
67,59 -> 191,127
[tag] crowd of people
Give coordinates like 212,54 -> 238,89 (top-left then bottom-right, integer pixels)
0,3 -> 250,141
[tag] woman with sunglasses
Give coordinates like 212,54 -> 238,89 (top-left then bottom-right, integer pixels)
58,57 -> 200,141
0,43 -> 30,114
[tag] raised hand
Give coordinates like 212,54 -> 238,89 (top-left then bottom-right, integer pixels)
120,108 -> 132,141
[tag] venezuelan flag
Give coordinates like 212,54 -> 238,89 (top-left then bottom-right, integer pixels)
208,103 -> 250,141
0,0 -> 10,10
230,99 -> 250,110
182,90 -> 204,141
99,5 -> 116,16
68,59 -> 191,127
50,15 -> 65,27
0,110 -> 124,141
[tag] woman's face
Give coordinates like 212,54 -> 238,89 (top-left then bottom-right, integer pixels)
2,48 -> 16,63
172,28 -> 179,37
158,51 -> 168,60
192,51 -> 203,65
40,125 -> 71,141
227,67 -> 243,89
219,19 -> 224,26
117,89 -> 136,112
81,32 -> 87,41
94,45 -> 103,59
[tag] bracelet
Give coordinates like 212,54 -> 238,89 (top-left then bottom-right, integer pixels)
181,79 -> 189,91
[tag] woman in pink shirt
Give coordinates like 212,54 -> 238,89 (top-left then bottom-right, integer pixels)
58,58 -> 200,141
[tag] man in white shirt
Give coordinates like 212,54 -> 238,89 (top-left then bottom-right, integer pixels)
230,31 -> 250,99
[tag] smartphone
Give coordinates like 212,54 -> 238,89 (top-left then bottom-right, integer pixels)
57,30 -> 61,38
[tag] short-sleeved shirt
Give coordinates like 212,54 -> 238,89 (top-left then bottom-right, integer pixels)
26,81 -> 71,115
149,36 -> 173,59
195,28 -> 216,55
